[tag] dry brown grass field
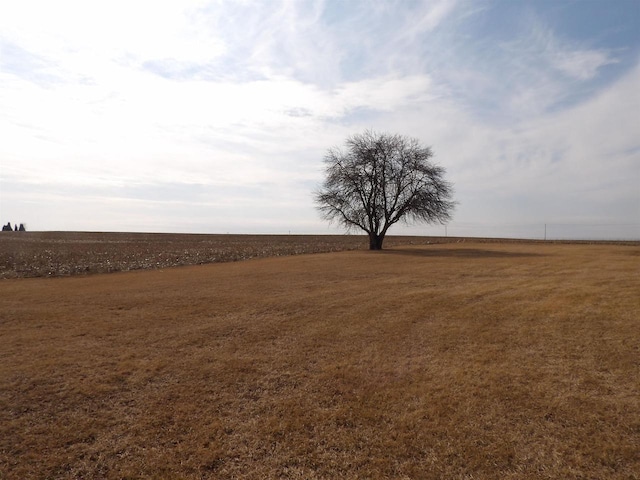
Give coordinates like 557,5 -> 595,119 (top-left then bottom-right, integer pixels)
1,235 -> 639,479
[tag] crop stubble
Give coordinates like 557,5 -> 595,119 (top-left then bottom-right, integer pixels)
0,235 -> 638,479
0,232 -> 454,279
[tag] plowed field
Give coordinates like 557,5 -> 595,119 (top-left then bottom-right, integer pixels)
0,232 -> 447,279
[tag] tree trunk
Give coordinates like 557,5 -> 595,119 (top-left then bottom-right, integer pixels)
368,232 -> 384,250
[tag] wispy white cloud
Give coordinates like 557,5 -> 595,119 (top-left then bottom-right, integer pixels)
400,0 -> 459,37
552,48 -> 618,81
439,60 -> 640,226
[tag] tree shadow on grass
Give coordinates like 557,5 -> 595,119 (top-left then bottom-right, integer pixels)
382,247 -> 545,259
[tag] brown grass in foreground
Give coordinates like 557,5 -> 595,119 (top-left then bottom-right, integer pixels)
1,242 -> 638,479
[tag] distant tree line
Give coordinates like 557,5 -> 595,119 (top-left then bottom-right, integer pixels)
2,222 -> 26,232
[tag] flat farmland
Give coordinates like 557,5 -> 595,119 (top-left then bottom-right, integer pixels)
1,235 -> 639,479
0,232 -> 447,279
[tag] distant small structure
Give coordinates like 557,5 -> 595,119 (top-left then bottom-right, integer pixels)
2,222 -> 26,232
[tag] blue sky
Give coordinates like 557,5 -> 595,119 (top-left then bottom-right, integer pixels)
1,0 -> 638,239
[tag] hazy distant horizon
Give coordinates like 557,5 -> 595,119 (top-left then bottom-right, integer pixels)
1,0 -> 638,238
3,224 -> 638,242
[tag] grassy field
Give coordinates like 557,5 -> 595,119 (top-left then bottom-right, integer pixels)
1,237 -> 638,479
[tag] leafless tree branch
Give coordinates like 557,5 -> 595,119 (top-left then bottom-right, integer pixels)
314,130 -> 456,250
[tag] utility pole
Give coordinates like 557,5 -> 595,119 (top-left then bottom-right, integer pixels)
544,224 -> 547,241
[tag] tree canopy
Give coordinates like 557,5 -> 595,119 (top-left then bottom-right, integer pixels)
315,131 -> 455,250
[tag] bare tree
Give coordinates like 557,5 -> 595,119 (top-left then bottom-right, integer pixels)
315,131 -> 455,250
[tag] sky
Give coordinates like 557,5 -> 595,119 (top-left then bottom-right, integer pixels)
1,0 -> 639,239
